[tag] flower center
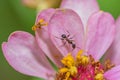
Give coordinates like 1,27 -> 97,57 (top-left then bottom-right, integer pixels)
55,50 -> 114,80
32,19 -> 48,31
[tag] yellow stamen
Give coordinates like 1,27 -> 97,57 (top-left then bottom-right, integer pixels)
56,49 -> 113,80
95,73 -> 104,80
76,50 -> 84,60
80,56 -> 89,65
39,19 -> 48,26
59,66 -> 77,80
58,53 -> 78,80
59,68 -> 68,73
61,53 -> 75,67
104,59 -> 115,71
69,66 -> 77,76
76,50 -> 89,65
39,19 -> 44,23
65,72 -> 71,80
32,25 -> 37,31
32,19 -> 48,31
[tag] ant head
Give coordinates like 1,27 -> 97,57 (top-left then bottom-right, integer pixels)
61,34 -> 66,38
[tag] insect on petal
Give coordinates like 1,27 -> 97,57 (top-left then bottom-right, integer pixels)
49,9 -> 84,56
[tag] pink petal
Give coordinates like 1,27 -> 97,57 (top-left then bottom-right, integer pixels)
104,17 -> 120,65
49,9 -> 84,56
2,31 -> 55,79
60,0 -> 99,29
85,11 -> 115,60
35,9 -> 63,67
35,8 -> 55,23
104,65 -> 120,80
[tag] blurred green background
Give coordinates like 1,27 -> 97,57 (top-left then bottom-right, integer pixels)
0,0 -> 120,80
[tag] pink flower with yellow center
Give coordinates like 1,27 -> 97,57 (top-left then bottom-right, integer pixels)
2,0 -> 120,80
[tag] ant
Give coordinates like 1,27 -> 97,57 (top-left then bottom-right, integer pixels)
54,30 -> 77,50
61,33 -> 76,49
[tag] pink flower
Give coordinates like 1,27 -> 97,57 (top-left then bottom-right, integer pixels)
2,0 -> 120,80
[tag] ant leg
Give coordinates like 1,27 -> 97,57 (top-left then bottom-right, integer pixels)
53,35 -> 64,40
66,30 -> 70,37
71,48 -> 75,52
66,30 -> 75,40
69,32 -> 78,40
69,33 -> 76,39
76,46 -> 81,50
59,41 -> 66,47
69,36 -> 74,39
54,36 -> 61,39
